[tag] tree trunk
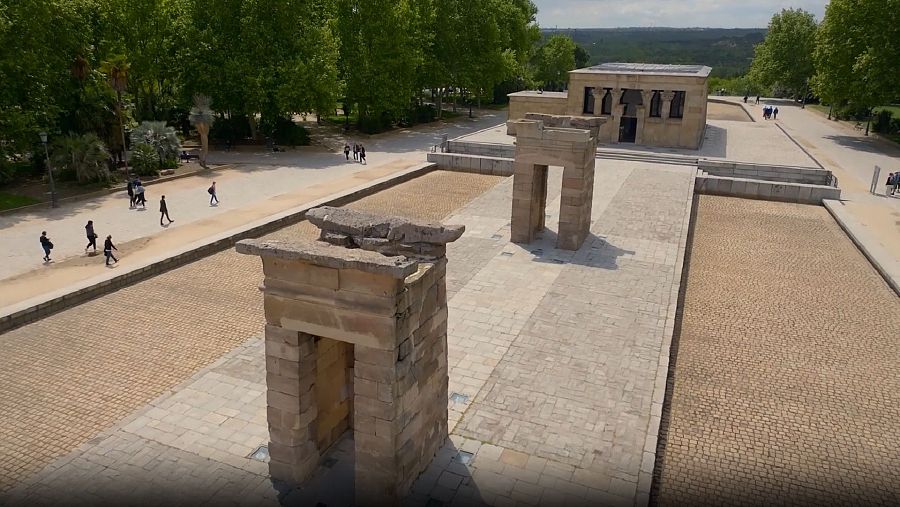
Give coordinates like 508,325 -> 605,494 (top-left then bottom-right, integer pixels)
437,89 -> 443,120
197,122 -> 210,167
248,115 -> 259,140
117,90 -> 130,178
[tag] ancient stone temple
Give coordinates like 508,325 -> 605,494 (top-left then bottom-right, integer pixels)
509,116 -> 603,251
508,63 -> 711,149
236,206 -> 463,506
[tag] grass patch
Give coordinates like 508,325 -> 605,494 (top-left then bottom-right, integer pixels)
0,192 -> 41,211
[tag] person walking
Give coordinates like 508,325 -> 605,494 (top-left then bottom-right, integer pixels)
39,231 -> 53,263
887,173 -> 895,197
159,195 -> 174,225
755,95 -> 760,104
135,181 -> 146,209
773,107 -> 779,120
893,171 -> 900,195
208,181 -> 219,206
127,180 -> 135,208
359,144 -> 367,165
343,143 -> 351,161
103,235 -> 118,265
352,143 -> 359,162
85,220 -> 98,253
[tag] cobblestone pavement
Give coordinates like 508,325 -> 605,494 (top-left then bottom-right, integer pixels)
0,170 -> 502,493
3,160 -> 695,507
653,196 -> 900,506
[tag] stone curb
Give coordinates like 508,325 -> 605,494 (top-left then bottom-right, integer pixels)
0,162 -> 438,334
0,164 -> 232,216
823,199 -> 900,297
773,123 -> 826,170
637,170 -> 696,507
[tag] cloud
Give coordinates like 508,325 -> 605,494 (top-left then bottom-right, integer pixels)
533,0 -> 828,28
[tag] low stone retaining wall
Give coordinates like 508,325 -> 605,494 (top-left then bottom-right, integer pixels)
0,162 -> 438,334
699,159 -> 835,186
695,173 -> 841,204
445,140 -> 515,159
426,152 -> 513,176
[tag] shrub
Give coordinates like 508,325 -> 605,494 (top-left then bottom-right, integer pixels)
209,115 -> 250,142
131,144 -> 159,177
358,112 -> 393,134
269,117 -> 310,146
50,133 -> 110,184
130,121 -> 181,164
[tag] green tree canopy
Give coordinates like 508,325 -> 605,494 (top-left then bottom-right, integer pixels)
533,35 -> 576,91
813,0 -> 900,114
748,8 -> 817,98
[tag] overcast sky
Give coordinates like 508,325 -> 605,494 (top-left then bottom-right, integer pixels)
533,1 -> 828,28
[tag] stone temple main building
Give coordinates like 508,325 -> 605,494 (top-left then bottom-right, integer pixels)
508,63 -> 711,149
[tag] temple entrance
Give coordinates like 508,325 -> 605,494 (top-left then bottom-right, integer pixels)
618,117 -> 637,143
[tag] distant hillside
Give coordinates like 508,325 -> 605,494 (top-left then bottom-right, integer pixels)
544,28 -> 765,78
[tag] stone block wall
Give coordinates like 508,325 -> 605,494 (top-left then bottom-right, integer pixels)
426,152 -> 513,176
698,159 -> 835,186
695,174 -> 841,204
238,207 -> 462,506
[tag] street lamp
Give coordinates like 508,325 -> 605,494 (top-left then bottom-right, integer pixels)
38,132 -> 58,208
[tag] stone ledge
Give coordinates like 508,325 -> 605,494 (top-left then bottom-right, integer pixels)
694,174 -> 840,204
237,239 -> 419,278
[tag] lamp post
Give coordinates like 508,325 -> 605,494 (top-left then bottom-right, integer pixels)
38,132 -> 58,208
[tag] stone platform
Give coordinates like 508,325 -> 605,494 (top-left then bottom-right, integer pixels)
3,161 -> 695,506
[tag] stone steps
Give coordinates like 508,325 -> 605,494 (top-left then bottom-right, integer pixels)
595,149 -> 699,166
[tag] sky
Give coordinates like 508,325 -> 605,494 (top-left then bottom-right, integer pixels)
533,0 -> 829,29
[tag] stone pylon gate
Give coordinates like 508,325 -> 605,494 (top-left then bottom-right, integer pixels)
237,206 -> 463,506
508,116 -> 604,250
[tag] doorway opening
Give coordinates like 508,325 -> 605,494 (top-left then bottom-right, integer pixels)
619,117 -> 637,143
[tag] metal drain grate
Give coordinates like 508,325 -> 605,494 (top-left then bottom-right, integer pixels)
500,251 -> 514,257
449,392 -> 470,404
491,234 -> 503,239
249,445 -> 269,462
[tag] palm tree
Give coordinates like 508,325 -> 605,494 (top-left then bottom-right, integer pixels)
100,55 -> 130,176
189,95 -> 215,167
130,121 -> 181,165
51,133 -> 111,184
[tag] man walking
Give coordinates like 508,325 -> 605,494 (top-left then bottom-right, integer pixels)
159,195 -> 174,226
773,107 -> 779,120
85,220 -> 98,253
359,144 -> 367,165
134,181 -> 146,209
127,179 -> 135,208
343,143 -> 351,161
39,231 -> 53,263
893,171 -> 900,195
208,181 -> 219,205
353,143 -> 359,162
887,173 -> 895,197
103,235 -> 118,265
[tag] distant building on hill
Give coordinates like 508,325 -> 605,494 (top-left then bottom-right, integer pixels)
508,63 -> 711,149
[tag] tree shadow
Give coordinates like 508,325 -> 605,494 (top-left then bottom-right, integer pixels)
822,134 -> 899,155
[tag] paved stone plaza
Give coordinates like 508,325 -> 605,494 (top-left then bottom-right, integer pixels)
654,196 -> 900,505
0,171 -> 502,494
2,158 -> 695,505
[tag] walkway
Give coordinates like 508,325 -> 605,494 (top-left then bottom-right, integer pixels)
2,159 -> 695,507
0,112 -> 504,301
0,171 -> 503,494
654,196 -> 900,505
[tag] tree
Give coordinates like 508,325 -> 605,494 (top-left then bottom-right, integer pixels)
130,121 -> 180,165
813,0 -> 900,131
748,9 -> 817,98
189,95 -> 214,167
574,45 -> 590,69
51,133 -> 111,184
533,35 -> 576,91
100,54 -> 131,172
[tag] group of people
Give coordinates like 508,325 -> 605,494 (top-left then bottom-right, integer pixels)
40,179 -> 221,266
126,179 -> 147,208
40,228 -> 118,265
343,143 -> 367,164
762,105 -> 779,120
886,173 -> 900,196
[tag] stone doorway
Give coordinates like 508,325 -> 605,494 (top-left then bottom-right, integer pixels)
237,206 -> 464,506
508,115 -> 604,250
619,116 -> 637,143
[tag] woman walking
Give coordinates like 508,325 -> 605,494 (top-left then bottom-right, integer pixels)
127,180 -> 135,208
103,235 -> 118,265
208,181 -> 219,205
85,220 -> 98,253
39,231 -> 53,263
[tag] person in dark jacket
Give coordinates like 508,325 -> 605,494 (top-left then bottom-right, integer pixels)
85,220 -> 98,252
39,231 -> 53,262
359,144 -> 367,165
103,235 -> 118,265
127,180 -> 135,208
159,195 -> 173,226
343,143 -> 351,161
